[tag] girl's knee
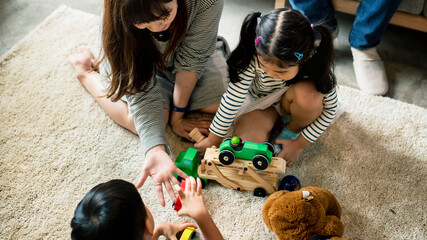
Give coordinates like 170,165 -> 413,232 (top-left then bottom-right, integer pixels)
289,80 -> 323,113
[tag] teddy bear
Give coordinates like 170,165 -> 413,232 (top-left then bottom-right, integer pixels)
262,186 -> 347,240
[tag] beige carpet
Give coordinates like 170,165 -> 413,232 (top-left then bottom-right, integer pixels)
0,5 -> 426,240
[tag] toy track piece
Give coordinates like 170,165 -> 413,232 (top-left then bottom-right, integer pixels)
219,149 -> 235,165
244,166 -> 275,194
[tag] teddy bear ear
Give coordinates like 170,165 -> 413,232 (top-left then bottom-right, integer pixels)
262,191 -> 289,229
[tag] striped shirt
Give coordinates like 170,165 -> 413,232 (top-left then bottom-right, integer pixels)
210,55 -> 338,143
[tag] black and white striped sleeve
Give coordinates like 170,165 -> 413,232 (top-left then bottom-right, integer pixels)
301,88 -> 338,142
209,64 -> 256,137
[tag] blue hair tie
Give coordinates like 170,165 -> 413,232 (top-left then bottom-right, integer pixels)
294,52 -> 303,60
259,13 -> 263,18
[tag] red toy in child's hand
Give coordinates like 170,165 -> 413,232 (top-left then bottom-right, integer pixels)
173,179 -> 186,211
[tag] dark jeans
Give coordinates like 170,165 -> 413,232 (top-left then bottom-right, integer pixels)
289,0 -> 402,49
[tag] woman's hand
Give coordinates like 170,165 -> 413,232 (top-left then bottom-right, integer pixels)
274,136 -> 310,166
175,177 -> 208,220
135,145 -> 188,207
170,116 -> 212,141
153,222 -> 197,240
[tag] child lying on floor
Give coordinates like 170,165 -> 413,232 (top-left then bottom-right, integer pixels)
71,177 -> 223,240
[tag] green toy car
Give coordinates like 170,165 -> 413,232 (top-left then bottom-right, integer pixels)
174,148 -> 208,188
219,136 -> 274,170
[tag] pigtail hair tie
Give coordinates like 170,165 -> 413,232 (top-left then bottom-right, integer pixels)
255,36 -> 263,46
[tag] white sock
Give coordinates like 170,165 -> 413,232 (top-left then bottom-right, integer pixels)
351,47 -> 388,95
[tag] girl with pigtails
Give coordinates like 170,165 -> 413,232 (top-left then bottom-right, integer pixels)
195,8 -> 339,166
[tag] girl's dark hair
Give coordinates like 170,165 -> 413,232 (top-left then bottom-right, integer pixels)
227,8 -> 336,94
70,180 -> 148,240
99,0 -> 188,101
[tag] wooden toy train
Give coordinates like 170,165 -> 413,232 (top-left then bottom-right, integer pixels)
175,133 -> 287,197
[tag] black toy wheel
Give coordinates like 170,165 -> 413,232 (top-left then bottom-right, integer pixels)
219,150 -> 235,165
222,137 -> 232,143
253,187 -> 267,197
263,141 -> 275,154
177,176 -> 185,183
252,154 -> 269,170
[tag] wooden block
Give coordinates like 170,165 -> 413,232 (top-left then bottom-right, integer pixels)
189,128 -> 205,143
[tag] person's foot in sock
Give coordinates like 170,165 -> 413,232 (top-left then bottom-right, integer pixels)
351,47 -> 388,95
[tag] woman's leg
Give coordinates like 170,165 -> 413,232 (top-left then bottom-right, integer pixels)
68,50 -> 137,134
232,107 -> 279,143
281,80 -> 324,133
198,103 -> 220,114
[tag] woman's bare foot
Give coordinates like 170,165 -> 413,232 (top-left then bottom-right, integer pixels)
67,49 -> 137,134
68,49 -> 96,82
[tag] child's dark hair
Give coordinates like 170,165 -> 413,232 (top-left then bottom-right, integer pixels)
70,179 -> 148,240
100,0 -> 188,101
227,8 -> 336,94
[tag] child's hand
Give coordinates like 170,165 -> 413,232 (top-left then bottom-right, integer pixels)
175,177 -> 209,220
194,134 -> 222,155
193,138 -> 212,155
274,138 -> 304,166
154,221 -> 197,240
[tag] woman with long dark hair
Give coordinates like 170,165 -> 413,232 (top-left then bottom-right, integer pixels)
68,0 -> 228,207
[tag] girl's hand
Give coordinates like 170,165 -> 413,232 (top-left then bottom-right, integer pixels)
175,177 -> 209,220
170,116 -> 212,141
194,134 -> 222,155
274,138 -> 303,166
274,135 -> 310,166
153,222 -> 197,240
135,145 -> 188,207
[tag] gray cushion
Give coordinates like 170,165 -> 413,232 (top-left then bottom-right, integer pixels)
398,0 -> 424,15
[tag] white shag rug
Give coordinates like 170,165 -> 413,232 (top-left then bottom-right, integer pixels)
0,6 -> 426,240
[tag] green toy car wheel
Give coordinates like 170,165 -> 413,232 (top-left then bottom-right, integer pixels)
252,154 -> 269,170
263,141 -> 275,154
219,149 -> 235,165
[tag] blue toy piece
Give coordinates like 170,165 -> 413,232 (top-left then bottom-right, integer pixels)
279,175 -> 301,191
